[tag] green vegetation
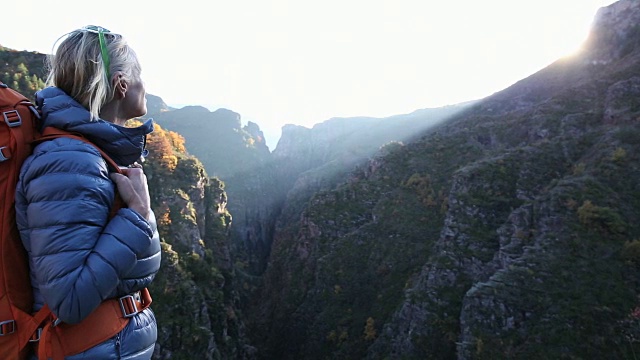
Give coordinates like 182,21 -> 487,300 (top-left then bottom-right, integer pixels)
126,119 -> 250,359
0,46 -> 47,97
577,200 -> 627,234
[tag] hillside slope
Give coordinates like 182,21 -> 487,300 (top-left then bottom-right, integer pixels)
246,1 -> 640,358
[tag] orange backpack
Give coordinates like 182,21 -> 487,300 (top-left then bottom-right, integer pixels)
0,82 -> 152,360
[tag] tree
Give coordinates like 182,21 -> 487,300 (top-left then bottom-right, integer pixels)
363,317 -> 376,341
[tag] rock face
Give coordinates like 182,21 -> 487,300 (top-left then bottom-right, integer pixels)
586,0 -> 640,64
141,124 -> 254,360
239,0 -> 640,359
229,105 -> 473,275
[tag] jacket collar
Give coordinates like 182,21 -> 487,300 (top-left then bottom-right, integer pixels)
35,87 -> 154,166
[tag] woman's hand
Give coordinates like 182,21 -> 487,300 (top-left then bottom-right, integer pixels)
109,167 -> 151,220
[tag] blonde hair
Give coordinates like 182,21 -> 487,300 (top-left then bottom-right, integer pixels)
46,27 -> 142,120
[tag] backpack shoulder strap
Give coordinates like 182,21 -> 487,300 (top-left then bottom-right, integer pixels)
39,127 -> 126,217
39,127 -> 123,174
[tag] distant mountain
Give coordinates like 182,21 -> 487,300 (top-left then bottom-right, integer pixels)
144,93 -> 174,116
149,105 -> 271,179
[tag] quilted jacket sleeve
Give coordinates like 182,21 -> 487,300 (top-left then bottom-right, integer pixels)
16,138 -> 154,324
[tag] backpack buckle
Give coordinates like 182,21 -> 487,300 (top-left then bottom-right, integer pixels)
2,110 -> 22,127
119,293 -> 139,318
0,320 -> 16,336
0,146 -> 10,161
29,327 -> 42,342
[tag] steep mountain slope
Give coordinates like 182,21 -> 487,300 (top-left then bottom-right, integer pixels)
246,1 -> 640,358
227,103 -> 472,276
133,122 -> 255,359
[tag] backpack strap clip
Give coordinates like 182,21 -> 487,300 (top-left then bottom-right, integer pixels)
29,104 -> 41,120
119,290 -> 149,318
0,320 -> 16,336
119,295 -> 139,318
2,109 -> 23,127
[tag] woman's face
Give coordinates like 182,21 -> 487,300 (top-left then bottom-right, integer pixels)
122,74 -> 147,119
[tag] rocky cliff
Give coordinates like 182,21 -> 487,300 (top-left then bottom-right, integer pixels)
227,104 -> 473,276
134,122 -> 255,359
245,1 -> 640,358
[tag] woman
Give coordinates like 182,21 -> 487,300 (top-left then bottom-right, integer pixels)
15,25 -> 161,359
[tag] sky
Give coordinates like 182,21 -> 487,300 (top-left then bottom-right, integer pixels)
3,0 -> 618,150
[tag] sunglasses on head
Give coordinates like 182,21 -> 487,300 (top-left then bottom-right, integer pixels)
81,25 -> 112,79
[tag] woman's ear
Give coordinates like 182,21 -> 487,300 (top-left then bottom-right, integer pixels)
111,72 -> 128,99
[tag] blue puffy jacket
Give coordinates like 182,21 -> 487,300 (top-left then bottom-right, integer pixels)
15,87 -> 161,359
